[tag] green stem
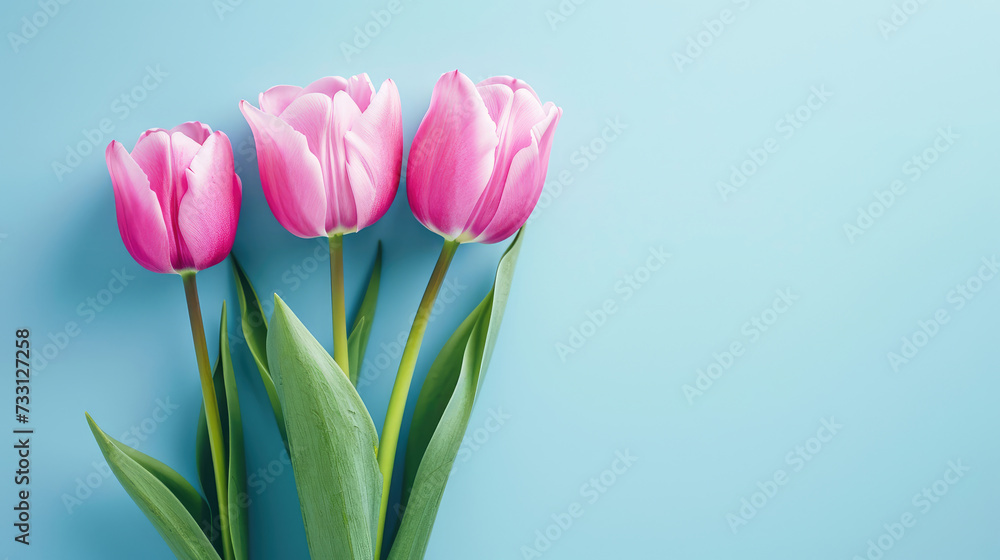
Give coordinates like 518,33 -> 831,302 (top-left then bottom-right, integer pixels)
374,239 -> 459,558
330,234 -> 350,377
182,272 -> 234,560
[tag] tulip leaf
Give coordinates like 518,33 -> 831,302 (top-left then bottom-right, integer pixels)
347,241 -> 382,385
86,413 -> 221,560
267,295 -> 383,559
194,304 -> 249,559
389,228 -> 525,559
231,254 -> 288,447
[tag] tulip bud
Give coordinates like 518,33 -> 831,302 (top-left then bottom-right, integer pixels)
105,122 -> 242,274
240,73 -> 403,238
406,71 -> 562,244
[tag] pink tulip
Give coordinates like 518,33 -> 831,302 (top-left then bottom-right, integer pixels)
106,122 -> 242,274
406,71 -> 562,244
240,74 -> 403,238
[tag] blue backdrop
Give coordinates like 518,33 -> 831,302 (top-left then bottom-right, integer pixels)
2,0 -> 998,558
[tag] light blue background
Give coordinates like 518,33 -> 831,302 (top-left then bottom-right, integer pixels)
2,0 -> 999,558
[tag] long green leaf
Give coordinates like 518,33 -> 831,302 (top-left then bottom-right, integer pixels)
389,228 -> 525,559
347,241 -> 382,385
231,254 -> 287,447
268,295 -> 383,559
86,413 -> 221,560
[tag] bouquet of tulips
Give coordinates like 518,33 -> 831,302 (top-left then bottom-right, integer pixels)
86,70 -> 561,560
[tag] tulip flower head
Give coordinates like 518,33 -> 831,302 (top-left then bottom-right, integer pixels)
240,73 -> 403,238
406,71 -> 562,244
105,122 -> 242,274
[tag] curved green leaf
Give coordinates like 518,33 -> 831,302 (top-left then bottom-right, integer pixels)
86,413 -> 220,560
268,295 -> 383,559
231,254 -> 287,447
348,241 -> 382,385
390,228 -> 525,559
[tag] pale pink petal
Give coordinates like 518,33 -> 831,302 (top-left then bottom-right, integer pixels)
280,91 -> 360,232
345,79 -> 402,231
301,76 -> 350,101
477,76 -> 540,102
178,132 -> 242,270
240,100 -> 328,238
106,141 -> 173,273
259,85 -> 304,115
170,121 -> 212,144
406,70 -> 498,240
344,73 -> 375,112
533,103 -> 562,189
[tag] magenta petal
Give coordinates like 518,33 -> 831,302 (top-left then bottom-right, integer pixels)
406,70 -> 498,240
474,140 -> 541,244
106,141 -> 172,273
240,100 -> 328,238
259,85 -> 304,115
178,132 -> 241,270
461,87 -> 546,239
345,79 -> 402,231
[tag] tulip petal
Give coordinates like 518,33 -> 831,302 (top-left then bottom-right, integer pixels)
472,139 -> 540,244
130,130 -> 189,266
406,70 -> 498,240
345,79 -> 402,231
259,85 -> 304,115
106,141 -> 172,273
475,104 -> 561,244
170,122 -> 212,144
179,132 -> 242,271
300,76 -> 349,101
240,100 -> 328,238
344,73 -> 375,113
280,92 -> 360,232
461,87 -> 546,239
477,75 -> 540,102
